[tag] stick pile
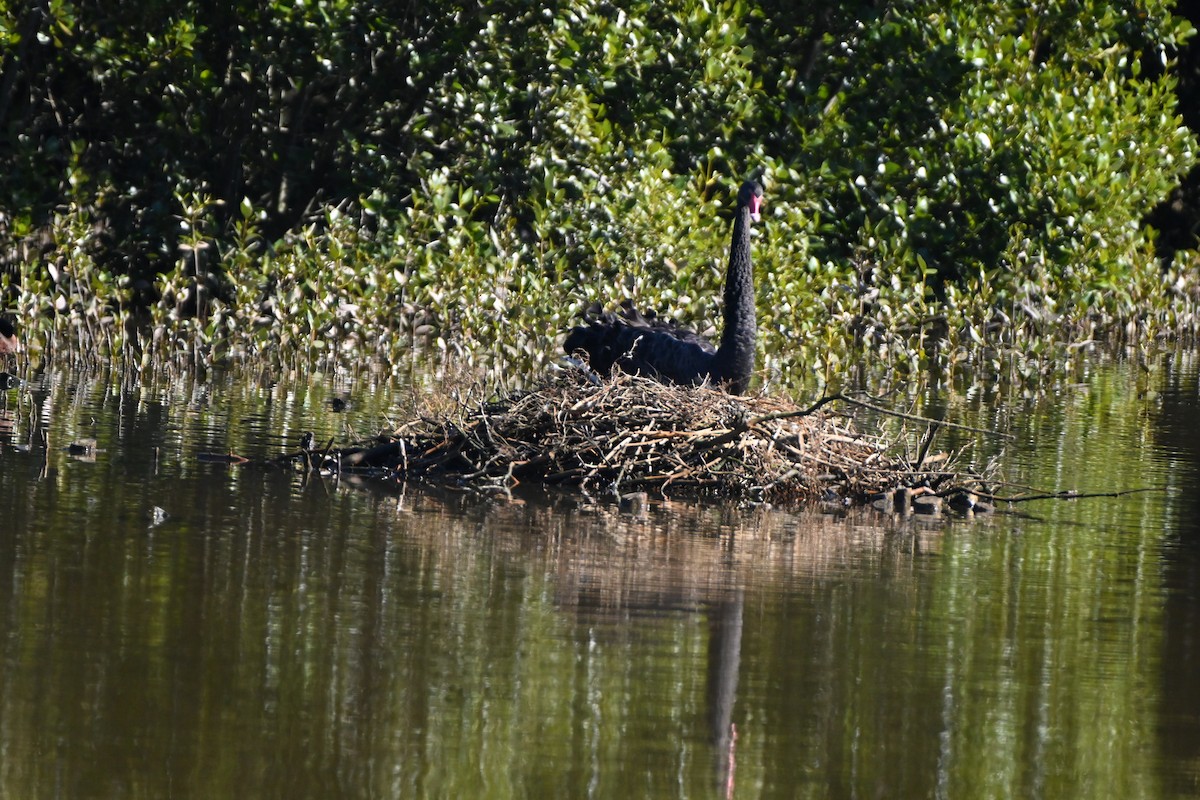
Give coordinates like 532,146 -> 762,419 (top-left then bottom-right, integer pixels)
339,368 -> 970,505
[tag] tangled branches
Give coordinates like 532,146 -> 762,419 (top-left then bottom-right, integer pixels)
337,368 -> 978,505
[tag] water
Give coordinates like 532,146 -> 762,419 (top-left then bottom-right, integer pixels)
1,353 -> 1199,798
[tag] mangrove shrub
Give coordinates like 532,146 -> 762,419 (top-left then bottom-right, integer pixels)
0,0 -> 1195,387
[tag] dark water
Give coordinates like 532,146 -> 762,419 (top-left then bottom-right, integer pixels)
1,353 -> 1199,798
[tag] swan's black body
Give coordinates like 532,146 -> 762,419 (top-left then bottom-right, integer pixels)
564,180 -> 763,394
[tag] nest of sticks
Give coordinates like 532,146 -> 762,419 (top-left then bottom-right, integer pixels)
334,367 -> 985,507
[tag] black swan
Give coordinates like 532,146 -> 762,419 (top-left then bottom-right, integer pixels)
564,179 -> 763,394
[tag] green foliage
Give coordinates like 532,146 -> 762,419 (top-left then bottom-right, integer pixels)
1,0 -> 1197,391
787,1 -> 1196,292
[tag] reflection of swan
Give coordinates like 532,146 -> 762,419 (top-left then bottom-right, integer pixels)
708,590 -> 744,794
564,180 -> 763,394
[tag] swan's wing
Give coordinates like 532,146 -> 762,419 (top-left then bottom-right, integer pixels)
565,301 -> 718,386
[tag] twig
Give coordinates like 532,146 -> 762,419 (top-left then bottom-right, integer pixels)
839,393 -> 1014,438
975,486 -> 1166,504
914,422 -> 940,471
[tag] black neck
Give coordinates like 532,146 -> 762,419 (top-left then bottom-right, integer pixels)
716,204 -> 756,384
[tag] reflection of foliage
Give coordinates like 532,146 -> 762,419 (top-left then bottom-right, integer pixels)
0,1 -> 1196,386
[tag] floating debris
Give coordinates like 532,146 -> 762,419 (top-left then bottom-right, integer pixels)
618,491 -> 650,515
67,438 -> 99,460
197,451 -> 250,465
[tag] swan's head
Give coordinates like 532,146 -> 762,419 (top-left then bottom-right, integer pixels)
739,180 -> 764,223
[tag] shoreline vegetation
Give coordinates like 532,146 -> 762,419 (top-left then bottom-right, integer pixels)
1,1 -> 1199,398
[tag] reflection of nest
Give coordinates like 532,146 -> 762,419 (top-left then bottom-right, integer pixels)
340,368 -> 975,506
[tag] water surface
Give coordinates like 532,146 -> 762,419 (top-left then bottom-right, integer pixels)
1,353 -> 1199,798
